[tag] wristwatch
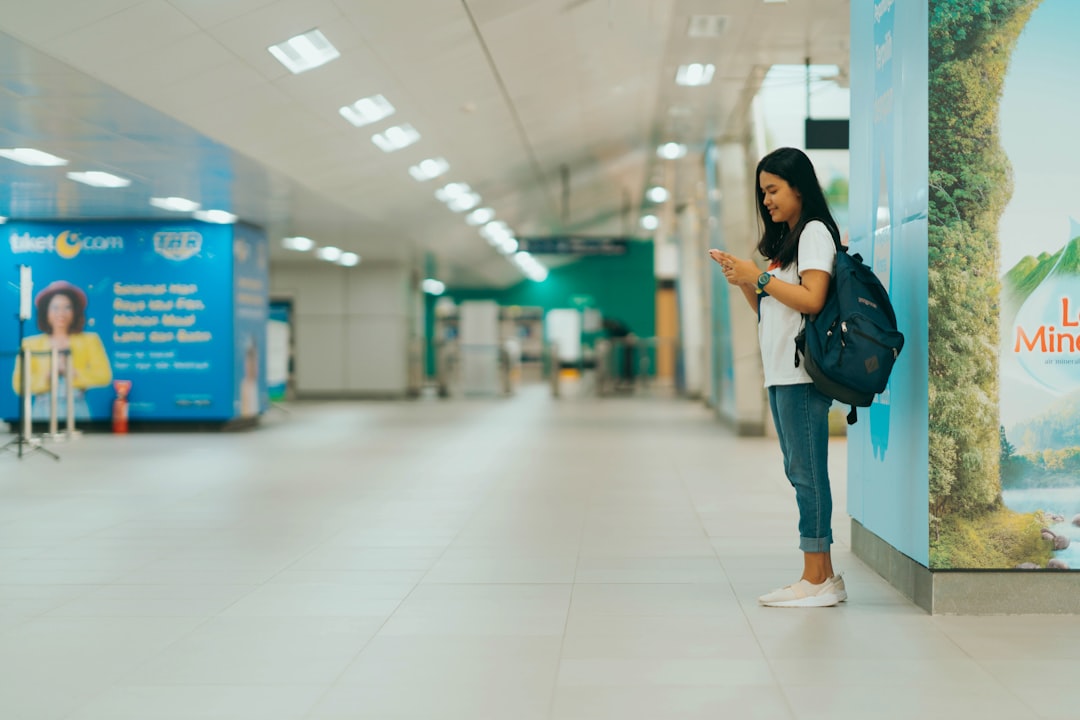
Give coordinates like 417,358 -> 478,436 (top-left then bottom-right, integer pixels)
756,271 -> 772,294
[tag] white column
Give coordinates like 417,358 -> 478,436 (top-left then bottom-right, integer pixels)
718,138 -> 769,435
677,200 -> 706,399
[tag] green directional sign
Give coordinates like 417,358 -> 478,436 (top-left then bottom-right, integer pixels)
570,294 -> 595,308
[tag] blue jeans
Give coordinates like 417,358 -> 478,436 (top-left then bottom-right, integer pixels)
768,383 -> 833,553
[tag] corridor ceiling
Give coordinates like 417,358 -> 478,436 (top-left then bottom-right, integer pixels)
0,0 -> 849,287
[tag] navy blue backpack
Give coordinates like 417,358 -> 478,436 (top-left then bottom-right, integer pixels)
794,235 -> 904,425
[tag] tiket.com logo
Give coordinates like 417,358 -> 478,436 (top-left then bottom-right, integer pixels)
8,230 -> 124,258
154,231 -> 202,261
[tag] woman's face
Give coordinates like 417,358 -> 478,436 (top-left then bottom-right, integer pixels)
47,294 -> 74,334
759,171 -> 803,229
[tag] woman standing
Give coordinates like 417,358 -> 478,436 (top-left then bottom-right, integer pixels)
709,147 -> 846,608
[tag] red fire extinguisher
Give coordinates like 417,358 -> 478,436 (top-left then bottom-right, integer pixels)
112,380 -> 132,434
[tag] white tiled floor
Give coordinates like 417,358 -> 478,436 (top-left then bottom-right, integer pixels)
0,386 -> 1069,719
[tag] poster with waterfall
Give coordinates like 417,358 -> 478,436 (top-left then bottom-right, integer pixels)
928,0 -> 1080,569
995,0 -> 1080,571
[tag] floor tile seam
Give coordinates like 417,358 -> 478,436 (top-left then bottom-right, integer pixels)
546,457 -> 596,720
683,429 -> 802,720
53,611 -> 225,720
301,470 -> 512,714
0,581 -> 108,629
946,646 -> 1050,719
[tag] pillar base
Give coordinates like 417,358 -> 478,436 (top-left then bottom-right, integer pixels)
851,520 -> 1080,614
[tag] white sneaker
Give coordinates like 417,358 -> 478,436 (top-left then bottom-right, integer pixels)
830,573 -> 847,603
758,574 -> 845,608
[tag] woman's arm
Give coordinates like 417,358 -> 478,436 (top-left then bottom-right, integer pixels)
712,251 -> 830,315
759,269 -> 830,315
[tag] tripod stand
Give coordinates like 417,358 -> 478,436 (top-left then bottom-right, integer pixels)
2,317 -> 60,461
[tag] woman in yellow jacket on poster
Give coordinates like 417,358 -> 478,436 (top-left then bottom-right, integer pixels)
13,280 -> 112,420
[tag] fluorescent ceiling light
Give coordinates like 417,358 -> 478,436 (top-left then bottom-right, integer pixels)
657,143 -> 687,160
282,236 -> 315,251
422,279 -> 446,295
408,157 -> 449,181
640,214 -> 660,230
647,186 -> 669,203
446,192 -> 481,212
0,216 -> 7,224
268,28 -> 340,74
676,63 -> 716,86
66,170 -> 130,188
150,196 -> 200,212
316,246 -> 342,262
372,124 -> 420,153
495,237 -> 518,255
466,207 -> 495,226
513,251 -> 548,282
0,148 -> 68,166
193,209 -> 238,224
435,182 -> 472,202
338,252 -> 361,267
480,221 -> 512,243
339,94 -> 395,128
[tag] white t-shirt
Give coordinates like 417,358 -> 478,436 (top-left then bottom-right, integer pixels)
757,220 -> 836,387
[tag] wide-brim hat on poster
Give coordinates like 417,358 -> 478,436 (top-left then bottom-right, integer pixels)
35,280 -> 88,315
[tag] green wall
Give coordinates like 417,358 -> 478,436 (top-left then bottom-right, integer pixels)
426,241 -> 656,376
448,241 -> 655,335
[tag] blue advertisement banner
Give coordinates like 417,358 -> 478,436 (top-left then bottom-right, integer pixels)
849,0 -> 930,565
704,141 -> 736,420
267,301 -> 291,403
232,223 -> 269,419
1,221 -> 243,421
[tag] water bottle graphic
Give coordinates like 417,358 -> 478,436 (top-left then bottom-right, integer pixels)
1012,221 -> 1080,393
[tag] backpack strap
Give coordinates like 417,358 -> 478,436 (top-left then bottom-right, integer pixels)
846,406 -> 857,425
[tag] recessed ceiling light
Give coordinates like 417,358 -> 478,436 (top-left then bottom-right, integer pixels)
481,221 -> 512,243
640,214 -> 660,230
339,94 -> 395,128
372,124 -> 420,153
466,208 -> 495,226
193,209 -> 238,224
435,182 -> 471,202
676,63 -> 716,87
513,251 -> 548,282
0,148 -> 68,166
657,142 -> 687,160
409,157 -> 450,181
647,186 -> 669,203
338,252 -> 361,267
315,246 -> 342,262
150,196 -> 200,212
282,236 -> 315,251
446,193 -> 481,212
66,170 -> 130,188
422,279 -> 445,295
0,216 -> 7,224
268,28 -> 340,74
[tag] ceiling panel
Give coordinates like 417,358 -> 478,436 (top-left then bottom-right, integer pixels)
166,0 -> 282,30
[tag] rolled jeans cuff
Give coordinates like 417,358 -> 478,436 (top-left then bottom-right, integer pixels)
799,534 -> 833,553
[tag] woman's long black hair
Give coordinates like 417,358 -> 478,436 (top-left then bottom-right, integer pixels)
754,147 -> 840,268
